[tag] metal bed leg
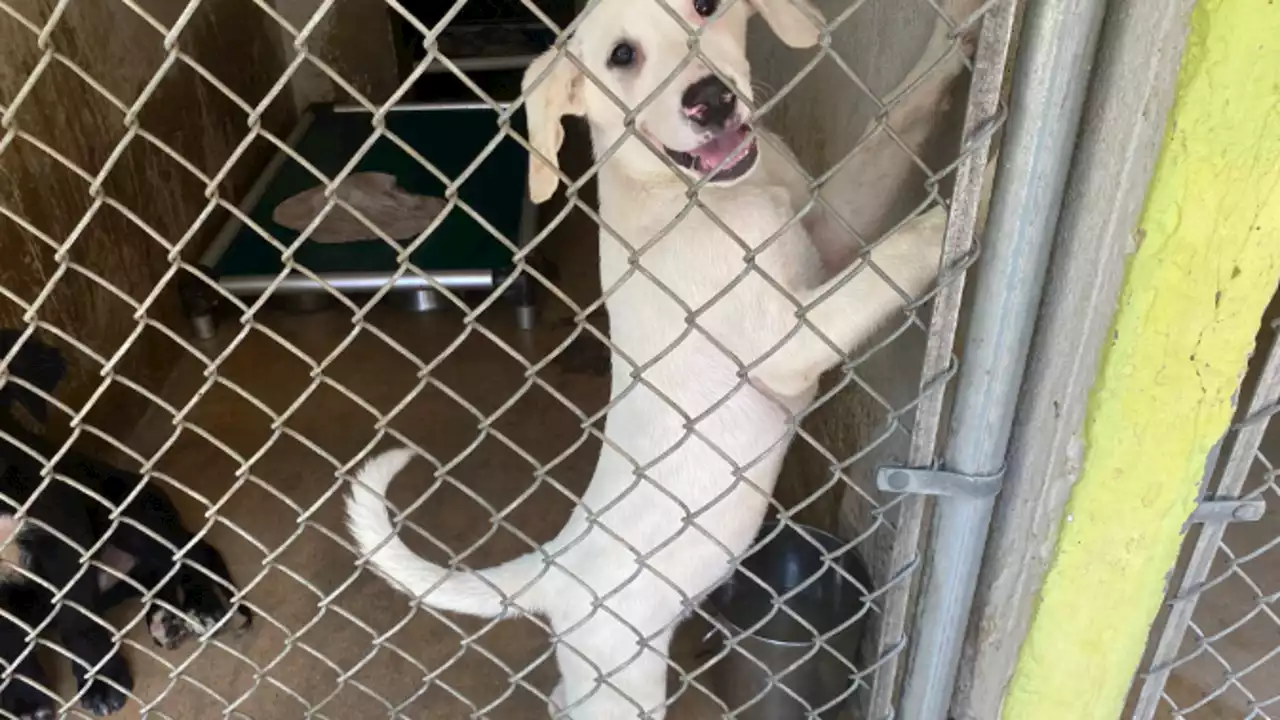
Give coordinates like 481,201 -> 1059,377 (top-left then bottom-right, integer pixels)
406,288 -> 443,313
180,266 -> 219,342
513,273 -> 536,331
514,191 -> 539,331
189,314 -> 217,342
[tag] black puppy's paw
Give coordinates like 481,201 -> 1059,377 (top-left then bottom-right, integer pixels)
147,602 -> 249,651
0,683 -> 56,720
77,657 -> 132,717
146,605 -> 191,651
80,680 -> 128,717
149,577 -> 251,650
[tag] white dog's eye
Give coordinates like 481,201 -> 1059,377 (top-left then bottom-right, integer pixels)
608,42 -> 638,69
694,0 -> 718,17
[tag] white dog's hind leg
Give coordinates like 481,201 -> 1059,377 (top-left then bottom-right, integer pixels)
753,206 -> 948,397
553,623 -> 675,719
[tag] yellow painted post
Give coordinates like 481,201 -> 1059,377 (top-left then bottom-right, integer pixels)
1000,0 -> 1280,718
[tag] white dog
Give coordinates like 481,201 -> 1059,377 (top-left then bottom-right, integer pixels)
347,0 -> 968,716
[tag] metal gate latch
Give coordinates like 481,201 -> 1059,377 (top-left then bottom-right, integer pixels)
1188,499 -> 1266,525
876,466 -> 1004,499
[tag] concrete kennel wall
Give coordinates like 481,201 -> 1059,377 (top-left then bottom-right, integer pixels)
0,0 -> 294,442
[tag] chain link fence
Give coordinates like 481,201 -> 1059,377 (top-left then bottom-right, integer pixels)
1130,316 -> 1280,720
0,0 -> 1010,716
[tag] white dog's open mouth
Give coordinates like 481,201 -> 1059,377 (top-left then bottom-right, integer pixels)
663,124 -> 759,182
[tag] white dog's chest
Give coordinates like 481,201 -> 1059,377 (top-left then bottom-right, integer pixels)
600,190 -> 821,354
592,177 -> 824,465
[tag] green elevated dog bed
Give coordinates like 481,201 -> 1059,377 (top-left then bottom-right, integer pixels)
192,102 -> 535,336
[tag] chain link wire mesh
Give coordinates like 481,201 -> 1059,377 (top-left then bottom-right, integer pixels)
0,0 -> 1008,716
1131,317 -> 1280,720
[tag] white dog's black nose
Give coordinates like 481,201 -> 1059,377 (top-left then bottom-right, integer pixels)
682,76 -> 737,129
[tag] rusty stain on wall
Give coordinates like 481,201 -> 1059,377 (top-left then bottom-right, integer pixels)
0,0 -> 295,449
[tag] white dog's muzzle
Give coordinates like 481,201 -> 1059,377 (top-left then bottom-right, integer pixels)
662,121 -> 761,182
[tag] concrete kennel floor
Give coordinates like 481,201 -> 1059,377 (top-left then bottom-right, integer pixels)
94,300 -> 708,719
101,306 -> 1280,720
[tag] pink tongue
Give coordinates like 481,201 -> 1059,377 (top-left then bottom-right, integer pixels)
691,127 -> 750,171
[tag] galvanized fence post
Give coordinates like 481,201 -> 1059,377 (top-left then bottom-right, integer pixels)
890,0 -> 1109,717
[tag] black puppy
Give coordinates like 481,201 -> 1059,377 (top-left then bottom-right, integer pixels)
0,331 -> 250,718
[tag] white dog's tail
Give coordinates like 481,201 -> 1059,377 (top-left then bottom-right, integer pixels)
345,448 -> 545,618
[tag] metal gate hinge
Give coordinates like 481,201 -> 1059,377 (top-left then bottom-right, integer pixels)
876,466 -> 1004,499
1188,499 -> 1265,525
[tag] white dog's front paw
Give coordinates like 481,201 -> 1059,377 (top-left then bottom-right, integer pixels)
909,204 -> 948,255
878,205 -> 948,296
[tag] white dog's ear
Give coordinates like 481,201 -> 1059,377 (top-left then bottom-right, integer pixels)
749,0 -> 823,48
522,47 -> 584,204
